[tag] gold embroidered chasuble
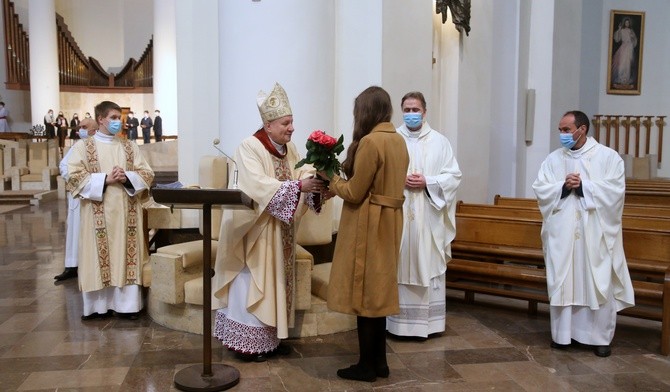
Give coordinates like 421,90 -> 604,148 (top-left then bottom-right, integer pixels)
65,136 -> 154,292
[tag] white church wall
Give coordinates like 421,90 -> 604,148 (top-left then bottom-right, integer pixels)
174,0 -> 220,228
333,0 -> 383,152
433,14 -> 461,176
217,0 -> 335,160
550,0 -> 583,149
153,0 -> 177,138
521,0 -> 556,198
488,1 -> 522,202
513,0 -> 532,198
447,0 -> 495,203
578,0 -> 604,123
381,0 -> 433,128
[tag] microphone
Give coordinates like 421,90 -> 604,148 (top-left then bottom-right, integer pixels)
212,138 -> 239,189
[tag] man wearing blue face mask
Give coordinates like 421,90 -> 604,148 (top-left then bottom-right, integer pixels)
533,110 -> 634,358
387,91 -> 462,340
65,101 -> 154,321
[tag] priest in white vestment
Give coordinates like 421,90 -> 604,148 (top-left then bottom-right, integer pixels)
532,110 -> 634,357
55,118 -> 98,282
387,92 -> 461,339
212,83 -> 325,362
66,101 -> 154,321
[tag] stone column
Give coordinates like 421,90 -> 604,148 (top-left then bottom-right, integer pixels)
153,0 -> 178,137
28,0 -> 59,128
174,0 -> 220,227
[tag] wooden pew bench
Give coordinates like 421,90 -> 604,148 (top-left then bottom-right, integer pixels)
457,201 -> 670,230
492,195 -> 670,219
626,179 -> 670,192
625,190 -> 670,206
448,211 -> 670,355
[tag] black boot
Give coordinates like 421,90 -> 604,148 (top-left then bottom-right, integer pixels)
337,316 -> 377,382
372,317 -> 390,378
54,267 -> 78,281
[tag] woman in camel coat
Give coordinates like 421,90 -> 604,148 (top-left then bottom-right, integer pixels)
322,86 -> 409,382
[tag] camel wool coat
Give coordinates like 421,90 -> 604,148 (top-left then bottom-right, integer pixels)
327,122 -> 409,317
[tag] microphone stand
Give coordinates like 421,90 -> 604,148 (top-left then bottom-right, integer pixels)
212,140 -> 239,189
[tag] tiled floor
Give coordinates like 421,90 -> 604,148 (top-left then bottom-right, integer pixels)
1,199 -> 669,391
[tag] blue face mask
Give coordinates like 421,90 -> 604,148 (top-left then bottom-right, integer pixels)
78,129 -> 89,139
107,119 -> 122,135
560,131 -> 582,149
403,113 -> 423,129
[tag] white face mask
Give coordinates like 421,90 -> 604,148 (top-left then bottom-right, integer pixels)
154,112 -> 159,116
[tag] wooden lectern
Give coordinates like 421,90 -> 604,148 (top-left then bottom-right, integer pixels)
152,188 -> 254,392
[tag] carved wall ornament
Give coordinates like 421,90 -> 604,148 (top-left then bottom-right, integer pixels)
436,0 -> 471,36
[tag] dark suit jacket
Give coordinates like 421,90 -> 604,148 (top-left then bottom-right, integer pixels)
154,116 -> 162,133
140,117 -> 153,131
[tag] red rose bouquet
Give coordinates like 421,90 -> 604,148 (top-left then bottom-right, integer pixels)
295,130 -> 344,179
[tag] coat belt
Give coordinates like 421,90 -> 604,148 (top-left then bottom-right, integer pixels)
351,192 -> 404,313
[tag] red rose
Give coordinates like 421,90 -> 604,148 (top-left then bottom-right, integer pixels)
296,129 -> 344,177
309,130 -> 337,149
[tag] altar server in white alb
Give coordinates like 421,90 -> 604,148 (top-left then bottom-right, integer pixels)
387,91 -> 461,339
532,110 -> 634,357
55,117 -> 98,282
66,100 -> 154,321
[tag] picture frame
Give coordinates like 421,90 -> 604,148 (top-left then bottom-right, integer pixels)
606,10 -> 645,95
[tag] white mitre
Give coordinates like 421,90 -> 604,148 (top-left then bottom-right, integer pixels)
257,82 -> 293,123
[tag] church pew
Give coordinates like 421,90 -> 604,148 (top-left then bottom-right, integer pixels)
456,202 -> 670,231
625,190 -> 670,207
493,195 -> 670,218
626,179 -> 670,192
493,195 -> 537,208
453,209 -> 670,281
448,212 -> 670,355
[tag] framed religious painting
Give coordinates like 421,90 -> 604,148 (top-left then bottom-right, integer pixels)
606,10 -> 645,95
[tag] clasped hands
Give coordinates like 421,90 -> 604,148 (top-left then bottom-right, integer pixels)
406,173 -> 426,189
564,172 -> 581,189
106,165 -> 128,185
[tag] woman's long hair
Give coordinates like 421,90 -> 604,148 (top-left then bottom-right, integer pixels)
341,86 -> 392,178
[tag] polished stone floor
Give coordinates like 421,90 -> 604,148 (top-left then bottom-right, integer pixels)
1,199 -> 669,391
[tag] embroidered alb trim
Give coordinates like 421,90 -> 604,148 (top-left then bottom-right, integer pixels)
214,312 -> 279,354
393,300 -> 446,321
